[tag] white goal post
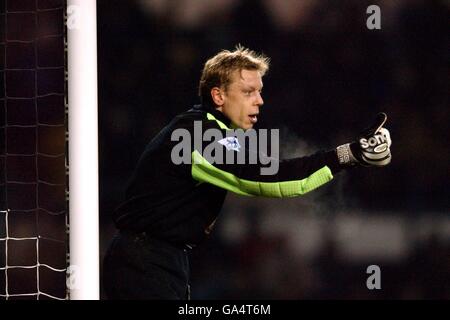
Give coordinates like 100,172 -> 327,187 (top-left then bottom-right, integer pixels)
67,0 -> 99,300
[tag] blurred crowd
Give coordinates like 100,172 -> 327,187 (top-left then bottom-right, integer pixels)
189,204 -> 450,299
97,0 -> 449,299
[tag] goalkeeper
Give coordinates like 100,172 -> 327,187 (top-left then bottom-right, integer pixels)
102,46 -> 392,299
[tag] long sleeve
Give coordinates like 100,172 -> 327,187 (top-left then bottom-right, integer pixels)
183,112 -> 341,198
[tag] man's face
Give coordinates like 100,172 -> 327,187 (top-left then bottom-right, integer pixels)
216,69 -> 264,130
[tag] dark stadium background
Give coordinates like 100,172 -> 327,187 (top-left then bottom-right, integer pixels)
97,0 -> 449,299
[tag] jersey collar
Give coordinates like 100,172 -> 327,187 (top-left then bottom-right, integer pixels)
194,103 -> 233,129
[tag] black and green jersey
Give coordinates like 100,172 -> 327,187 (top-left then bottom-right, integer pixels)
113,103 -> 342,247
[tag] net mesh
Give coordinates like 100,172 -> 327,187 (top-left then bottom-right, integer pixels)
0,0 -> 68,300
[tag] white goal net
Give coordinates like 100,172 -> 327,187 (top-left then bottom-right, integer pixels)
0,0 -> 68,300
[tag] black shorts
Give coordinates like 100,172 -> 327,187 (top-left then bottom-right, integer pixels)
102,230 -> 190,300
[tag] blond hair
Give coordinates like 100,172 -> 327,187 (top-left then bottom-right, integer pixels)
199,45 -> 270,105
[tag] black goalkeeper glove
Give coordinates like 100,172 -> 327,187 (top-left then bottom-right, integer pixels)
336,112 -> 392,167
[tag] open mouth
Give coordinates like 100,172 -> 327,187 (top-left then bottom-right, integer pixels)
249,114 -> 258,124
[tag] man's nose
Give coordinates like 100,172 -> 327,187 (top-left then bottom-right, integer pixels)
255,92 -> 264,106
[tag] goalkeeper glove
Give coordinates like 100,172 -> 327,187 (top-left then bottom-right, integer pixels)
336,112 -> 392,167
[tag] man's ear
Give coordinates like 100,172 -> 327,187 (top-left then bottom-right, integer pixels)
211,87 -> 224,107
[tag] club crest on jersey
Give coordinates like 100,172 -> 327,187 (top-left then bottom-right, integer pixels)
218,137 -> 241,152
